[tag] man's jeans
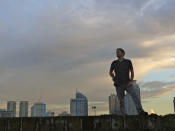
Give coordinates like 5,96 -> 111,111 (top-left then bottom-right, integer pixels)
114,83 -> 144,115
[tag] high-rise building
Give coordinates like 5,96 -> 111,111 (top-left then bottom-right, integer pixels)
31,102 -> 46,117
7,101 -> 16,117
124,80 -> 141,115
173,97 -> 175,113
19,101 -> 28,117
70,91 -> 88,116
109,94 -> 120,115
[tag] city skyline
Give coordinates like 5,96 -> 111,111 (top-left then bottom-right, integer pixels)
0,0 -> 175,115
0,93 -> 174,117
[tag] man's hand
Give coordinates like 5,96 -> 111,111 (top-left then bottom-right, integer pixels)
127,81 -> 133,87
112,76 -> 115,82
109,72 -> 115,81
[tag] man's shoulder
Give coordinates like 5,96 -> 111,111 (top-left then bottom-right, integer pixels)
124,58 -> 132,63
111,60 -> 119,64
111,59 -> 132,64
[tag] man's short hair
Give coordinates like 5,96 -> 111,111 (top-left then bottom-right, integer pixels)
117,48 -> 125,55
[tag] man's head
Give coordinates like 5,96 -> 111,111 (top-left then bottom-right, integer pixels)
116,48 -> 125,58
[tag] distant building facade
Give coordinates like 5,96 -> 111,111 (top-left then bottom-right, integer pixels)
59,111 -> 71,116
31,102 -> 46,117
109,94 -> 120,115
7,101 -> 16,117
124,80 -> 141,115
19,101 -> 28,117
70,92 -> 88,116
47,111 -> 54,117
0,109 -> 13,118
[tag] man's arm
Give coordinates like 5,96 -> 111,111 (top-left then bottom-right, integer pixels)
109,62 -> 115,79
130,68 -> 134,81
129,60 -> 134,81
128,60 -> 134,86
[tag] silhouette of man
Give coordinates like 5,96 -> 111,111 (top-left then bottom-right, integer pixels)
109,48 -> 148,115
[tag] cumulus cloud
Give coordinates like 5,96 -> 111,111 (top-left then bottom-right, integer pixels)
1,0 -> 175,115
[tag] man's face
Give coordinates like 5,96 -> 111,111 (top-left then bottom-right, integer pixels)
116,49 -> 123,58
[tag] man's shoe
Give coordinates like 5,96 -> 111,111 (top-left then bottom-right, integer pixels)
138,111 -> 148,116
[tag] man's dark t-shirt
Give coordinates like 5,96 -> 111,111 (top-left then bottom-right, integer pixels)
110,59 -> 133,86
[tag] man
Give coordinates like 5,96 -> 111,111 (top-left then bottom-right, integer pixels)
109,48 -> 148,115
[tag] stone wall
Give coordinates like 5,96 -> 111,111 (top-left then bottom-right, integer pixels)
0,114 -> 175,131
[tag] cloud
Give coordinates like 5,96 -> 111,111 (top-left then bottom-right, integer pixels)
1,0 -> 175,115
140,81 -> 175,98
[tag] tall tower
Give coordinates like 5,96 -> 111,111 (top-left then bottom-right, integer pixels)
19,101 -> 28,117
7,101 -> 16,117
70,91 -> 88,116
109,94 -> 120,115
124,80 -> 141,115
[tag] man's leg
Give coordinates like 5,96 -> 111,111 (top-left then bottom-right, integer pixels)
125,85 -> 144,113
115,84 -> 125,115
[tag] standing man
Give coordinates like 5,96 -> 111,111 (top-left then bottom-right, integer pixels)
109,48 -> 148,115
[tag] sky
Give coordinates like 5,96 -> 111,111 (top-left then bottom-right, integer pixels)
0,0 -> 175,116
